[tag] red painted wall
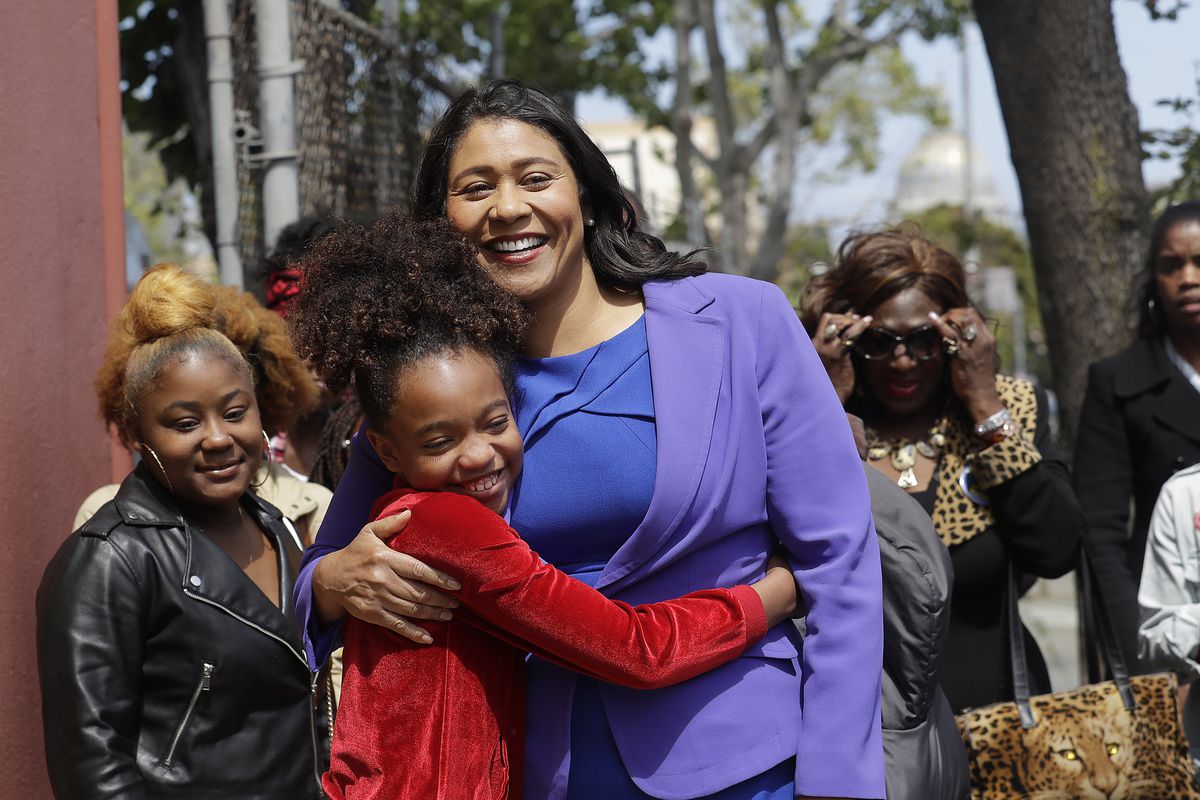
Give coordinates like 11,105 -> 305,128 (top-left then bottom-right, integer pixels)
0,1 -> 126,794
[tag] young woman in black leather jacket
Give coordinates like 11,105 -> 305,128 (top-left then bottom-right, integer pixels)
36,265 -> 329,799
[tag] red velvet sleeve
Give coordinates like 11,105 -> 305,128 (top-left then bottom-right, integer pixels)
376,490 -> 768,690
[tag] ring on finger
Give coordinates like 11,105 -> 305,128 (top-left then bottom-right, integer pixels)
943,336 -> 961,357
824,322 -> 840,341
964,325 -> 978,343
842,336 -> 858,349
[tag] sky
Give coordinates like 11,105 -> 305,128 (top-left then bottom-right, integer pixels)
577,2 -> 1200,243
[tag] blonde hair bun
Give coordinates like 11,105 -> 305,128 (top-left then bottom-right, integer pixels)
123,263 -> 217,345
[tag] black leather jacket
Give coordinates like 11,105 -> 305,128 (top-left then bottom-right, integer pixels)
37,465 -> 329,799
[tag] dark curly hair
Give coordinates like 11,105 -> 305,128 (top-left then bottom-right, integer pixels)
411,79 -> 706,292
289,212 -> 529,427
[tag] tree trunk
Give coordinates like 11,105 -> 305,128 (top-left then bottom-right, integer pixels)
671,0 -> 706,249
973,0 -> 1148,453
173,0 -> 216,253
747,0 -> 799,281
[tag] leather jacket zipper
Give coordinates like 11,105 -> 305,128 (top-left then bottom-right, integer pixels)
309,670 -> 323,792
163,662 -> 213,767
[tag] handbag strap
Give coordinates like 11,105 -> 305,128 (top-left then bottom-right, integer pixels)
1005,552 -> 1135,729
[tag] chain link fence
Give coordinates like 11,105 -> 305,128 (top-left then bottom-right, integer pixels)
231,0 -> 421,276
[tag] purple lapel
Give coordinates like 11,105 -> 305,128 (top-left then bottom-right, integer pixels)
596,278 -> 724,591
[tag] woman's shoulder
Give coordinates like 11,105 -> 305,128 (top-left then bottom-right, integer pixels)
1159,464 -> 1200,503
649,271 -> 776,298
645,273 -> 793,323
1087,337 -> 1166,389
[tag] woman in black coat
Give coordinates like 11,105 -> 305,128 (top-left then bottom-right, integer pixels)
1075,200 -> 1200,670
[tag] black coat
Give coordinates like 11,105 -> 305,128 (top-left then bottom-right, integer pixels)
36,465 -> 328,799
929,384 -> 1081,712
1074,337 -> 1200,669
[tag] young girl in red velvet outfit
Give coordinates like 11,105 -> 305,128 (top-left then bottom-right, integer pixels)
289,214 -> 797,800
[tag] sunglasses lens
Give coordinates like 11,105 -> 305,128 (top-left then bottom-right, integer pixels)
907,328 -> 942,360
854,330 -> 895,360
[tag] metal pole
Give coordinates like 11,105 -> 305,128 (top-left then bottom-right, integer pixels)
960,28 -> 973,218
204,0 -> 244,286
255,0 -> 301,252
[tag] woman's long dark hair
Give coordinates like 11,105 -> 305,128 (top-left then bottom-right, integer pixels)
1137,200 -> 1200,338
411,79 -> 705,292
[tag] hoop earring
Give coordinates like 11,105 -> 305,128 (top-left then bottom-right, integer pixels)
248,430 -> 273,490
140,444 -> 174,495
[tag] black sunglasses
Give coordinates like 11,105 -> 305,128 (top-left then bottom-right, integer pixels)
851,325 -> 944,361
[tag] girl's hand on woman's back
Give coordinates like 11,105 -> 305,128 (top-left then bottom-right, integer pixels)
312,511 -> 462,644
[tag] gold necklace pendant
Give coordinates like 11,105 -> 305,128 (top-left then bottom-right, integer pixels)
891,443 -> 917,471
897,467 -> 919,489
867,445 -> 889,461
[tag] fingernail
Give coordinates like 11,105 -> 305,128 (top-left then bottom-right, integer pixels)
447,579 -> 462,591
863,315 -> 873,322
928,311 -> 940,321
448,598 -> 461,608
419,634 -> 433,644
438,610 -> 453,621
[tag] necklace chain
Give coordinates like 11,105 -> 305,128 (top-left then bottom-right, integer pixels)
866,418 -> 948,489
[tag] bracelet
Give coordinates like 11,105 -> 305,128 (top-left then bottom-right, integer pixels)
973,407 -> 1013,438
979,418 -> 1019,446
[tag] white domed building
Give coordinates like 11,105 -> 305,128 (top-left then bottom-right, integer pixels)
891,129 -> 1010,222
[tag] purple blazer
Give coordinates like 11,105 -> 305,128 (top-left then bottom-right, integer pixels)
295,273 -> 885,799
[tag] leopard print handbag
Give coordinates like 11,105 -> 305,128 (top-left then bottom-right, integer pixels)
955,560 -> 1200,799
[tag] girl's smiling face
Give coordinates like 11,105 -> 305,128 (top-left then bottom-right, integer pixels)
367,349 -> 523,515
134,351 -> 262,509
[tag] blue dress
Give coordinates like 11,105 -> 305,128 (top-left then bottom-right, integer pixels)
511,316 -> 793,800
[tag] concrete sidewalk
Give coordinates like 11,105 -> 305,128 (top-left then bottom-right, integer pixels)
1019,571 -> 1083,691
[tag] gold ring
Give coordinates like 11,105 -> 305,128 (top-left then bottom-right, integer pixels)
943,336 -> 961,356
842,336 -> 857,349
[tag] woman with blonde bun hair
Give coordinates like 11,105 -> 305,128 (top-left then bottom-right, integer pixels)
76,280 -> 333,545
38,264 -> 329,799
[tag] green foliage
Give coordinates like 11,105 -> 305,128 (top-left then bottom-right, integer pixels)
124,130 -> 197,265
395,0 -> 669,108
119,0 -> 200,194
1143,72 -> 1200,204
776,223 -> 834,306
806,45 -> 948,173
1139,0 -> 1191,21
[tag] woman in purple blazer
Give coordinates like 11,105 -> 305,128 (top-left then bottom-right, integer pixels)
295,80 -> 885,800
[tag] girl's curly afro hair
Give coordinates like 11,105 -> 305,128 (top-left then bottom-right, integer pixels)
289,212 -> 528,426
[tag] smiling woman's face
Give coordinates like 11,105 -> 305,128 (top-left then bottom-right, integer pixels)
134,351 -> 262,509
444,118 -> 589,314
858,287 -> 948,421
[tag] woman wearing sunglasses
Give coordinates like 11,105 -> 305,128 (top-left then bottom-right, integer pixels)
800,227 -> 1082,712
